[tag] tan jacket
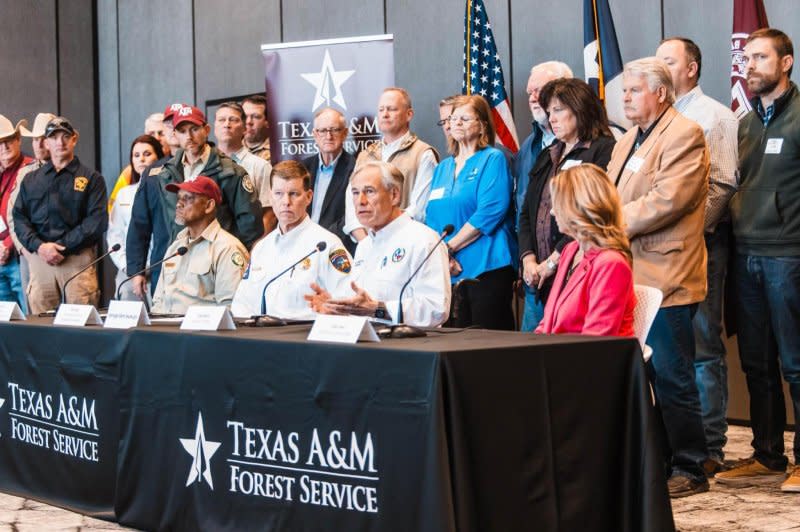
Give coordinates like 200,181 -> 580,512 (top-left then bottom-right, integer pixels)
607,107 -> 709,307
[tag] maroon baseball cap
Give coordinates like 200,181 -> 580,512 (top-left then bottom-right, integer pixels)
163,103 -> 187,121
172,105 -> 206,127
165,175 -> 222,205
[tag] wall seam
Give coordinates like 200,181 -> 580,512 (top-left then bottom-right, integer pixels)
55,0 -> 61,114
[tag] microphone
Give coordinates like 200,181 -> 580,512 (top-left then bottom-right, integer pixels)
60,243 -> 122,306
116,246 -> 188,302
259,241 -> 327,316
380,224 -> 454,338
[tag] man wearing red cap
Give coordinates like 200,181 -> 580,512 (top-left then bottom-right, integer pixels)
151,175 -> 248,314
127,104 -> 263,301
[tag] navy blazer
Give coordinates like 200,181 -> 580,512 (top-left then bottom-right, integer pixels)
301,150 -> 356,254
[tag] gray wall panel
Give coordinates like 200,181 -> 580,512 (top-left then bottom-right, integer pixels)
58,0 -> 96,168
97,0 -> 121,180
766,0 -> 800,86
118,0 -> 194,173
510,0 -> 584,143
663,0 -> 733,105
0,0 -> 58,155
282,0 -> 384,43
194,0 -> 281,121
611,0 -> 662,66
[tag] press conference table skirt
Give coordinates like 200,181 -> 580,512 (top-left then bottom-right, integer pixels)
0,319 -> 673,532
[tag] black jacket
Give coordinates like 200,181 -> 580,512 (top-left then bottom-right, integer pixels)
13,157 -> 108,255
517,136 -> 615,298
301,150 -> 356,254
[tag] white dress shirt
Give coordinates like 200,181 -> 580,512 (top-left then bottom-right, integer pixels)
231,216 -> 352,319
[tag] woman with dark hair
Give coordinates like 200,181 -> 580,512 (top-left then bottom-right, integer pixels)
518,77 -> 616,329
107,134 -> 164,299
425,94 -> 516,330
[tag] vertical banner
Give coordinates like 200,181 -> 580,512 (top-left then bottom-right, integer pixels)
731,0 -> 769,118
261,35 -> 394,164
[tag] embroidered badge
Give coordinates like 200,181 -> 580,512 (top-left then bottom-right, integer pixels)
242,175 -> 255,194
242,261 -> 251,279
329,248 -> 351,274
149,165 -> 163,175
73,176 -> 88,192
231,251 -> 246,269
392,248 -> 406,263
301,257 -> 312,270
164,261 -> 176,269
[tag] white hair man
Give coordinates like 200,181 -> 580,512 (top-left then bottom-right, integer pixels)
606,56 -> 710,498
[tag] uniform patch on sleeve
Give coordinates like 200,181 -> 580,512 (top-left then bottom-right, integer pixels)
232,251 -> 246,269
242,175 -> 255,194
329,248 -> 351,274
242,260 -> 251,279
149,165 -> 163,175
74,176 -> 88,192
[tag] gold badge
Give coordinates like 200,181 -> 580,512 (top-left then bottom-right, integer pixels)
231,251 -> 245,268
74,176 -> 88,192
242,175 -> 255,194
300,258 -> 311,270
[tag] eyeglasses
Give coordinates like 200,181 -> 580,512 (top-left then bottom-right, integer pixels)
448,115 -> 479,124
314,127 -> 345,136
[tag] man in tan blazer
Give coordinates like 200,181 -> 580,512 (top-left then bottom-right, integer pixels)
607,57 -> 710,498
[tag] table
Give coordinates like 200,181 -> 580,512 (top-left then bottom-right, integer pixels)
0,320 -> 674,531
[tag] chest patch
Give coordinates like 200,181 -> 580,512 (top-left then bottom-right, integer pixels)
329,248 -> 351,274
392,248 -> 406,263
74,176 -> 88,192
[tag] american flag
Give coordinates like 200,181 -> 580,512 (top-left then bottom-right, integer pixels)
463,0 -> 519,153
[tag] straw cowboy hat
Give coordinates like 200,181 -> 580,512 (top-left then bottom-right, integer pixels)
0,115 -> 28,140
20,112 -> 56,138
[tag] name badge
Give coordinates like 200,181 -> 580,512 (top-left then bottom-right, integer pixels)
429,187 -> 445,201
625,156 -> 645,173
765,138 -> 784,154
560,159 -> 582,170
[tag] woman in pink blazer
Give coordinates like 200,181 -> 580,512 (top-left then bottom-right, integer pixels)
535,164 -> 636,336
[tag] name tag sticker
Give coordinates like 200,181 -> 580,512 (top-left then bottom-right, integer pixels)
560,159 -> 582,170
765,138 -> 784,154
625,156 -> 645,173
429,187 -> 445,201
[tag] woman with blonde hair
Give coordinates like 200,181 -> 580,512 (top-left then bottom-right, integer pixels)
535,163 -> 636,336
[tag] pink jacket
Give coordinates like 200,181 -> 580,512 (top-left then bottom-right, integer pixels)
535,241 -> 636,337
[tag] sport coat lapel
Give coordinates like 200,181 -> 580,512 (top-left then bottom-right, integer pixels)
615,107 -> 679,192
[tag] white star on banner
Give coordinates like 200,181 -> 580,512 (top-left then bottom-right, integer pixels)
300,49 -> 355,112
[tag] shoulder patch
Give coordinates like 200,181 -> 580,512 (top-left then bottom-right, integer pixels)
242,260 -> 251,279
149,165 -> 163,175
242,175 -> 255,194
329,248 -> 351,274
73,176 -> 88,192
231,251 -> 246,269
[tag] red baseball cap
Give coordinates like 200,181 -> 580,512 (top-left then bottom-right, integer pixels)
172,105 -> 206,127
165,175 -> 222,205
163,102 -> 187,121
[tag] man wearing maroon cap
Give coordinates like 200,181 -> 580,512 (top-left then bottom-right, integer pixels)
127,103 -> 263,300
151,175 -> 248,314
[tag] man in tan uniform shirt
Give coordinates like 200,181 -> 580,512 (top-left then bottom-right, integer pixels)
151,175 -> 248,314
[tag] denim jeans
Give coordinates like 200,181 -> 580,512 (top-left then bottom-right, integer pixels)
0,256 -> 27,314
693,225 -> 730,460
734,254 -> 800,469
647,303 -> 708,481
520,284 -> 545,332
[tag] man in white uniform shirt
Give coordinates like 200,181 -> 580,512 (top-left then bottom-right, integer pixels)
231,161 -> 352,319
308,161 -> 450,327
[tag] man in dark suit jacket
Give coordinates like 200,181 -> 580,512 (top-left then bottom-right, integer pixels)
301,107 -> 356,254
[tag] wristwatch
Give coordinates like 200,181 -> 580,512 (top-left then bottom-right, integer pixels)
546,257 -> 558,271
374,303 -> 388,320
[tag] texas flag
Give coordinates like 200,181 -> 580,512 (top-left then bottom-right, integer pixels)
583,0 -> 630,134
731,0 -> 769,118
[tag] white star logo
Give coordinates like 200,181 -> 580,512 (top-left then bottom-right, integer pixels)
180,412 -> 221,489
300,49 -> 355,112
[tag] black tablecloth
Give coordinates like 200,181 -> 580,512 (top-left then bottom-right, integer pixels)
0,320 -> 674,531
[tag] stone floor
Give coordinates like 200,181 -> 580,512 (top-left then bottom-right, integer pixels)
0,425 -> 797,531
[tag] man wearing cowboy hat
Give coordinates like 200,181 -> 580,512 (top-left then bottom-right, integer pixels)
12,116 -> 108,313
0,115 -> 33,312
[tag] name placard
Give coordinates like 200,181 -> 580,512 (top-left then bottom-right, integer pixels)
53,304 -> 103,327
104,300 -> 151,329
0,302 -> 25,321
180,306 -> 236,331
307,315 -> 380,344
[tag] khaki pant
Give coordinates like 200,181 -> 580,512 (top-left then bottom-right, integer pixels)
24,246 -> 100,314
